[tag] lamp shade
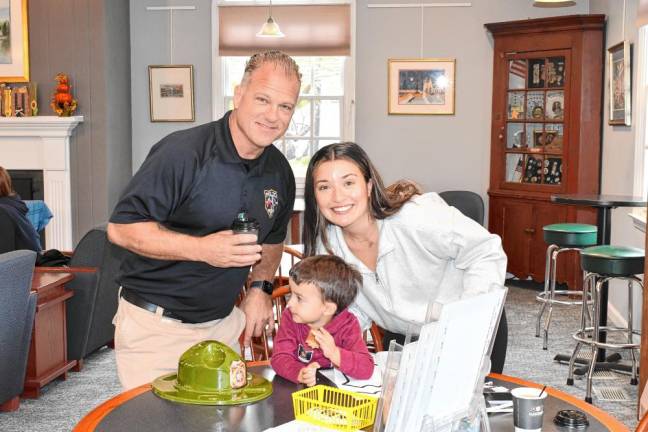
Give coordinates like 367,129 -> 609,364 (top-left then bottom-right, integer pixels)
256,16 -> 284,38
533,0 -> 576,6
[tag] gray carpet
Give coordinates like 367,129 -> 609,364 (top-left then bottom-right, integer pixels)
0,284 -> 639,431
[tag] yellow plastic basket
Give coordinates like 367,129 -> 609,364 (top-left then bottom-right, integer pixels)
292,385 -> 378,431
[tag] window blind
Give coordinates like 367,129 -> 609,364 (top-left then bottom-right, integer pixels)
218,4 -> 350,56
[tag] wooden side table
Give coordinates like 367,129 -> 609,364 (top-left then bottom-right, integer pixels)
23,271 -> 77,398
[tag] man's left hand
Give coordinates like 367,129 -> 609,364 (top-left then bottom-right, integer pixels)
240,288 -> 273,348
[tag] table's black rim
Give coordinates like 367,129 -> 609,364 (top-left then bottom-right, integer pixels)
550,194 -> 647,207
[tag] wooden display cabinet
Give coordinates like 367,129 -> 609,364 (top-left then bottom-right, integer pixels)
485,15 -> 605,288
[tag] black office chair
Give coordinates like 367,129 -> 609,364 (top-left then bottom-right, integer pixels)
439,190 -> 508,374
439,190 -> 485,226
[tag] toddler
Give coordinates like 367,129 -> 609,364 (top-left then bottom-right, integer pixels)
271,255 -> 374,386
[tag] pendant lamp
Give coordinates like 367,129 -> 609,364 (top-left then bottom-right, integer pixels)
533,0 -> 576,6
257,0 -> 284,38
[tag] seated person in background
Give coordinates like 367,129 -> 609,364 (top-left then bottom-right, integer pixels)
271,255 -> 374,386
0,166 -> 41,254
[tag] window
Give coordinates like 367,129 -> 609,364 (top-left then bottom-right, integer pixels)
221,56 -> 350,179
632,25 -> 648,230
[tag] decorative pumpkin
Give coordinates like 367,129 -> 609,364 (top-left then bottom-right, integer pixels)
51,73 -> 77,116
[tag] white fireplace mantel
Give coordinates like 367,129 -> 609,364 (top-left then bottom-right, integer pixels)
1,116 -> 84,250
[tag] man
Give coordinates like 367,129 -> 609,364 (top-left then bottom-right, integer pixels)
107,51 -> 300,389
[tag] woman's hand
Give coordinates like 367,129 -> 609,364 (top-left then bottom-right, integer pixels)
313,328 -> 341,367
298,362 -> 320,387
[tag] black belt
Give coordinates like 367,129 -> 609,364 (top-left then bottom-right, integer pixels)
121,289 -> 193,323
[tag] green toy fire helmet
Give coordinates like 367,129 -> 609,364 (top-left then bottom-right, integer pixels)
152,340 -> 272,405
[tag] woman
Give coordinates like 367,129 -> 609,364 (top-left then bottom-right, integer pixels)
302,143 -> 509,373
0,166 -> 42,254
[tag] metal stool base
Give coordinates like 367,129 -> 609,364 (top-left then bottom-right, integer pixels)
567,274 -> 643,403
536,245 -> 591,350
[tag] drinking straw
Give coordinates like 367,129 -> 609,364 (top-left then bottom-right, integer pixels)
538,385 -> 547,398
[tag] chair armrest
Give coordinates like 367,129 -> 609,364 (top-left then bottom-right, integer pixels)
370,323 -> 385,352
34,266 -> 97,274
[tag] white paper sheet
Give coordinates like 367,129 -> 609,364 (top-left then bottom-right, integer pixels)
264,419 -> 358,432
318,352 -> 387,395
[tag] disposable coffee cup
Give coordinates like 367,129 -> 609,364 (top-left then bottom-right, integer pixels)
512,387 -> 547,432
231,212 -> 260,243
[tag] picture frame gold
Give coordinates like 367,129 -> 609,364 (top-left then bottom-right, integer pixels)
0,0 -> 30,82
148,65 -> 195,122
608,41 -> 631,126
388,58 -> 455,115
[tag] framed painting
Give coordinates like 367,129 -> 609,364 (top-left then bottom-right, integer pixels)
0,0 -> 29,82
388,58 -> 455,115
148,65 -> 195,122
608,41 -> 631,126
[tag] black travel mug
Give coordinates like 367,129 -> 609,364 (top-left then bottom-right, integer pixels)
231,211 -> 260,243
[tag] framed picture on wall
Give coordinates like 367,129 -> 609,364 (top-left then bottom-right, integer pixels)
0,0 -> 30,82
388,58 -> 455,115
608,41 -> 631,126
148,65 -> 195,122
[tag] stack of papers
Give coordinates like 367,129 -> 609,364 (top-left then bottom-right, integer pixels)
383,289 -> 507,431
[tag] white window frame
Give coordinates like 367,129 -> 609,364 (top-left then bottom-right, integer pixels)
631,25 -> 648,232
211,0 -> 356,198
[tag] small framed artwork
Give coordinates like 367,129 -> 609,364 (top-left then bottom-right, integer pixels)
546,57 -> 565,88
388,58 -> 455,115
0,0 -> 30,82
545,91 -> 564,120
608,41 -> 631,126
527,58 -> 545,89
148,65 -> 195,122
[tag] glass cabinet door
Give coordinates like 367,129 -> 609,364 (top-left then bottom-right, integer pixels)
504,55 -> 565,186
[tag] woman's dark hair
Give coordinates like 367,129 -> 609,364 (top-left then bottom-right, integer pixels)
302,142 -> 421,256
0,166 -> 15,197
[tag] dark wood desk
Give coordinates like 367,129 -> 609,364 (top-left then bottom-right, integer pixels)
24,271 -> 77,398
551,194 -> 647,361
73,370 -> 628,432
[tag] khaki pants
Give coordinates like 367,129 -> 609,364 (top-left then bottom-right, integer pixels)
113,295 -> 246,390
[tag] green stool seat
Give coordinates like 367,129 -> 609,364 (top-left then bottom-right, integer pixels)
543,223 -> 598,247
580,245 -> 645,277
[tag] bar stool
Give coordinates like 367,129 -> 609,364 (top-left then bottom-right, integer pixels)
566,245 -> 645,403
536,223 -> 597,350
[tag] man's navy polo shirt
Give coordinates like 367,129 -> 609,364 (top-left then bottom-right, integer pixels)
110,111 -> 295,323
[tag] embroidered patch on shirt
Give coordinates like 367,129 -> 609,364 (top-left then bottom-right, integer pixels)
264,189 -> 278,218
297,343 -> 314,363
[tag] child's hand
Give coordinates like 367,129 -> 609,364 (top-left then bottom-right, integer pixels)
298,362 -> 320,387
313,328 -> 341,367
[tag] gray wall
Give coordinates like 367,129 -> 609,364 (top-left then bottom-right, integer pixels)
355,0 -> 588,200
128,0 -> 589,187
29,0 -> 132,243
130,0 -> 213,170
590,0 -> 644,330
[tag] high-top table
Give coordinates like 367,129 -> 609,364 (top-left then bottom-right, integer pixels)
551,194 -> 647,363
73,368 -> 628,432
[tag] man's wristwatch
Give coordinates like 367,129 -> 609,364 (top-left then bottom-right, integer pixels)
250,280 -> 274,296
